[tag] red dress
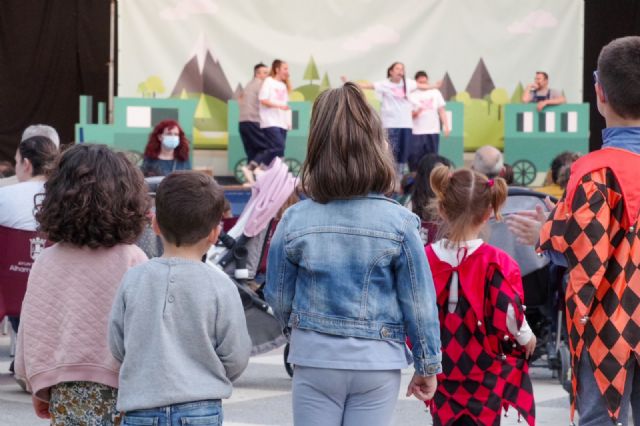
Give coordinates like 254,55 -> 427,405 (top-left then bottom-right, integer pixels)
426,243 -> 535,426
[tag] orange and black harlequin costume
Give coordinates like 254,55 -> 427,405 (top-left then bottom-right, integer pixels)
539,147 -> 640,424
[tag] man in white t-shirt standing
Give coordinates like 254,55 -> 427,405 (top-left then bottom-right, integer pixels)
258,59 -> 290,168
408,71 -> 449,171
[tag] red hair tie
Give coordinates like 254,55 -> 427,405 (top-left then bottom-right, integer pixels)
487,179 -> 494,188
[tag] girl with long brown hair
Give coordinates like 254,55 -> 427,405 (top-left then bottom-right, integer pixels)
265,83 -> 441,426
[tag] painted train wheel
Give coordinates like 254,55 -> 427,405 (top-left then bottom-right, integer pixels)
512,159 -> 537,186
233,158 -> 248,184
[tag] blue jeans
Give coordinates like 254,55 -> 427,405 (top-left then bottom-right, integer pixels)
408,133 -> 440,171
577,349 -> 640,425
122,400 -> 222,426
257,127 -> 287,166
239,121 -> 269,164
386,128 -> 412,165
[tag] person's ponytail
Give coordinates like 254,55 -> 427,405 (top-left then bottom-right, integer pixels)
430,165 -> 451,202
489,176 -> 508,221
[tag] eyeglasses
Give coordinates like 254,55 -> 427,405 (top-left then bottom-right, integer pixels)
593,70 -> 608,101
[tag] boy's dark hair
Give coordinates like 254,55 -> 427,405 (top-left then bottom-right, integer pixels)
36,144 -> 149,248
535,71 -> 549,80
300,82 -> 396,203
598,36 -> 640,119
254,62 -> 267,75
155,171 -> 225,247
18,136 -> 58,177
414,71 -> 428,80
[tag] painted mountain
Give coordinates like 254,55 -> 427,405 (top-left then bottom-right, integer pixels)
465,58 -> 495,99
171,37 -> 233,101
440,72 -> 457,101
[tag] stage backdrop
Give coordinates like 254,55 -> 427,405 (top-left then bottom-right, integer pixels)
118,0 -> 584,150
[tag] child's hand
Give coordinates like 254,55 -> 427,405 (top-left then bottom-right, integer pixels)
406,373 -> 437,401
523,335 -> 537,359
32,396 -> 50,419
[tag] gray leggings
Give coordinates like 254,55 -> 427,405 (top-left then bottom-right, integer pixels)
292,366 -> 401,426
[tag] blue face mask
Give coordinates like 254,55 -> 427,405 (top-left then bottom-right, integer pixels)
162,135 -> 180,150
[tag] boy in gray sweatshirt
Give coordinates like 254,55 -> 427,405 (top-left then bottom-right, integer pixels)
108,171 -> 252,425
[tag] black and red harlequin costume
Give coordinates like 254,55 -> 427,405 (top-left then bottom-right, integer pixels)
539,147 -> 640,424
425,243 -> 535,426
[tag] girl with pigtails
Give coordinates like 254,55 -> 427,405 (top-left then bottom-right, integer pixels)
425,166 -> 537,426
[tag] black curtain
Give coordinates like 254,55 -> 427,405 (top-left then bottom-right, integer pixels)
0,0 -> 113,162
583,0 -> 640,152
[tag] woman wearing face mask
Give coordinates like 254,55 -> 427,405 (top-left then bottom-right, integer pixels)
141,120 -> 191,177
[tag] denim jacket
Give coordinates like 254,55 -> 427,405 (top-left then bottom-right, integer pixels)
265,194 -> 442,376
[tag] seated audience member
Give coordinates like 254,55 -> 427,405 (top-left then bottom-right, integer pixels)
503,163 -> 515,185
0,124 -> 60,188
537,151 -> 580,198
141,120 -> 191,176
471,145 -> 504,179
0,136 -> 58,230
0,135 -> 58,373
409,154 -> 453,244
409,154 -> 453,221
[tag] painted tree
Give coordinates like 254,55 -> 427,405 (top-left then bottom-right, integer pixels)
454,91 -> 471,105
511,82 -> 524,104
137,82 -> 148,97
137,76 -> 165,98
490,88 -> 509,120
319,72 -> 331,92
303,56 -> 320,84
145,76 -> 165,98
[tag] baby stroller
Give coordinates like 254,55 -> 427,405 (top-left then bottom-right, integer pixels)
206,158 -> 297,377
486,187 -> 571,393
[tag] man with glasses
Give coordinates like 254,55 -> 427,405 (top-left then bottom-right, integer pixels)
539,37 -> 640,426
522,71 -> 566,112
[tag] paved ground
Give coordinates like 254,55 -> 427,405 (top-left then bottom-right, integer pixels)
0,334 -> 572,425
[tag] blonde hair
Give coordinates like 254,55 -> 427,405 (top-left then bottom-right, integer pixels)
430,166 -> 508,244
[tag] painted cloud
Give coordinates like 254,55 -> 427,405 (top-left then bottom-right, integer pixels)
507,10 -> 558,35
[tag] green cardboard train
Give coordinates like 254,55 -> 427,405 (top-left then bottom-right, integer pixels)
75,95 -> 588,187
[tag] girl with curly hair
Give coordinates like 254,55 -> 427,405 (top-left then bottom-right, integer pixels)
14,144 -> 149,425
141,119 -> 191,176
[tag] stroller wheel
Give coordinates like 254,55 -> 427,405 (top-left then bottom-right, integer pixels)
558,344 -> 572,394
284,343 -> 294,378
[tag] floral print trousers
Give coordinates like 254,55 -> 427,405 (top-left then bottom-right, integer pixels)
49,381 -> 119,425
